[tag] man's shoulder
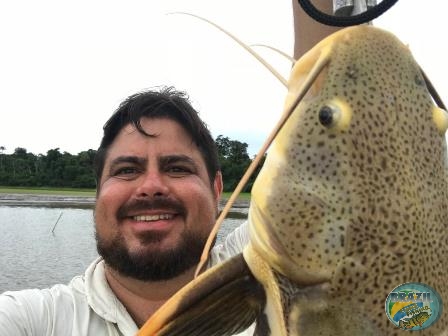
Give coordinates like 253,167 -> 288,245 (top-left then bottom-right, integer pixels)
0,281 -> 84,311
0,284 -> 81,335
208,221 -> 249,266
0,259 -> 101,321
0,261 -> 112,336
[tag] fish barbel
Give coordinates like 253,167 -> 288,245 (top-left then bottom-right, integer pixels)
139,25 -> 448,336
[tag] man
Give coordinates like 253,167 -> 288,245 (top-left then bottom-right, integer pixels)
92,87 -> 250,330
0,87 -> 250,335
0,1 -> 341,334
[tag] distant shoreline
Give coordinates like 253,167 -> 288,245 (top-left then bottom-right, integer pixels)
0,193 -> 96,209
0,192 -> 250,209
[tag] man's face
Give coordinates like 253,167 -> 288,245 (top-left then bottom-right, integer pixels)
94,117 -> 222,281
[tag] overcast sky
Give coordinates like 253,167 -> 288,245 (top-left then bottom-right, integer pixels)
1,0 -> 447,156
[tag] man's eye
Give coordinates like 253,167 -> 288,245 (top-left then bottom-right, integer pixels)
113,167 -> 140,178
167,166 -> 192,176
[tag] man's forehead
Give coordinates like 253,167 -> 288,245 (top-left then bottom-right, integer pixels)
108,154 -> 197,166
119,117 -> 192,139
104,120 -> 205,164
120,122 -> 152,137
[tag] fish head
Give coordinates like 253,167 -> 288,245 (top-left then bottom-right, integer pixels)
248,25 -> 448,332
138,25 -> 448,336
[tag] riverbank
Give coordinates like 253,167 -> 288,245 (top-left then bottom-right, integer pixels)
0,187 -> 95,196
0,191 -> 250,209
0,193 -> 96,209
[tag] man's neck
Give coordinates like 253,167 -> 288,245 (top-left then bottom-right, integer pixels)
104,264 -> 196,327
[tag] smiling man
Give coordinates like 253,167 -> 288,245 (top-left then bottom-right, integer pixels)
0,87 -> 251,335
91,90 -> 236,329
95,117 -> 219,284
95,107 -> 222,286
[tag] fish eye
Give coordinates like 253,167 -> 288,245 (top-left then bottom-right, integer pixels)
318,105 -> 335,127
317,98 -> 352,131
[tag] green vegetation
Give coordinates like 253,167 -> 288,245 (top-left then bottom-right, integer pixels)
222,192 -> 251,201
0,187 -> 95,196
0,147 -> 96,188
0,187 -> 250,200
0,135 -> 263,194
215,135 -> 265,192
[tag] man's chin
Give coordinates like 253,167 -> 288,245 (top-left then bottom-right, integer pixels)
96,230 -> 207,281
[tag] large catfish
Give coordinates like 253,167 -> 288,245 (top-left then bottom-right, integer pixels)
138,25 -> 448,336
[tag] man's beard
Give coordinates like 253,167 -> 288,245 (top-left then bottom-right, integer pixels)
95,198 -> 214,281
95,228 -> 208,281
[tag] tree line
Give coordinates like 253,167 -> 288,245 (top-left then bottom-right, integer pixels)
0,136 -> 265,192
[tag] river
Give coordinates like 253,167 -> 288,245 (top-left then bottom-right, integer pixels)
0,205 -> 247,293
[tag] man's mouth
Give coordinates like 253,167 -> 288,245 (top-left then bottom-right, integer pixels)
132,214 -> 175,221
117,198 -> 186,222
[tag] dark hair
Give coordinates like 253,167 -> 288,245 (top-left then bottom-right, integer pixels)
94,86 -> 220,188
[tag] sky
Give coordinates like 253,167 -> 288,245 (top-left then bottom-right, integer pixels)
1,0 -> 447,157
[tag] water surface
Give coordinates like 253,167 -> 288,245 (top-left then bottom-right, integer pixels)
0,206 -> 246,292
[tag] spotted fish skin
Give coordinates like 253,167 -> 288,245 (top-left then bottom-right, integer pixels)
249,25 -> 448,335
138,25 -> 448,336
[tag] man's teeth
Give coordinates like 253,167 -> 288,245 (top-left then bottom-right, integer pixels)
133,214 -> 174,221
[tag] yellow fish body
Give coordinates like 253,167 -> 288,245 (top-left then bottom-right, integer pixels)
139,25 -> 448,336
399,311 -> 431,330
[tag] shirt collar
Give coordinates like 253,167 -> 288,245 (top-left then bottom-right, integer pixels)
84,257 -> 139,334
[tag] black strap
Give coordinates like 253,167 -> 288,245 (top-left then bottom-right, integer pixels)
297,0 -> 399,26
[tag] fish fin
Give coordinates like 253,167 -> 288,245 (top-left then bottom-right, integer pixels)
138,254 -> 266,336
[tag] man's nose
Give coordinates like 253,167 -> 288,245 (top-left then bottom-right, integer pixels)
135,171 -> 169,198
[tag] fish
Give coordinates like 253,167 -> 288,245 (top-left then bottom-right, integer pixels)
399,311 -> 431,330
138,25 -> 448,336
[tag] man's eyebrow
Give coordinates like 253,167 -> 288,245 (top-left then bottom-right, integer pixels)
109,156 -> 147,167
159,154 -> 198,167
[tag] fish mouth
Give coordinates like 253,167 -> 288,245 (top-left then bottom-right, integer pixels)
277,261 -> 333,287
249,201 -> 333,286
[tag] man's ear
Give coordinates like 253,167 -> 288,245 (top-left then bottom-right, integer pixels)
213,171 -> 223,202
